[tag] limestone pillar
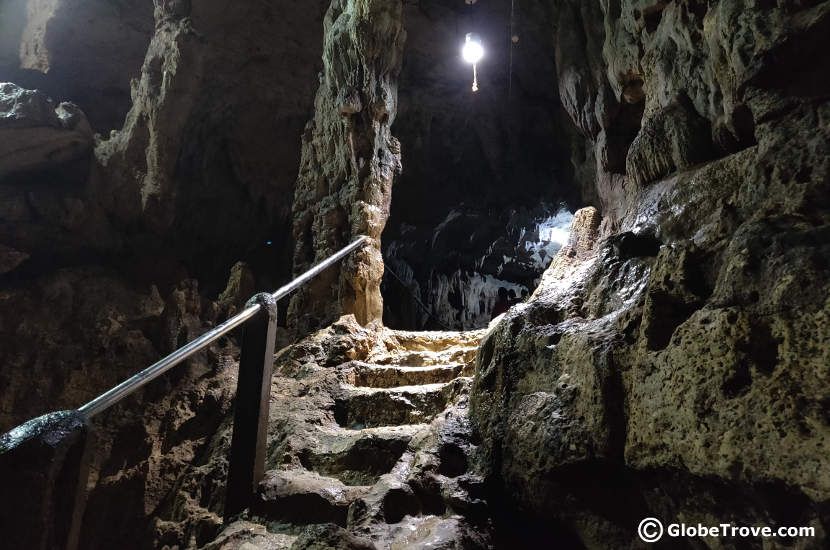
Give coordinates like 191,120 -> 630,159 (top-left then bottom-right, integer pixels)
288,0 -> 405,334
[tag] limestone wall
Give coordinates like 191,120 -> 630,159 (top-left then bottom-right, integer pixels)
471,1 -> 830,547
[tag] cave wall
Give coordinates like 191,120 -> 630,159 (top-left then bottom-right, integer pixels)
471,0 -> 830,548
0,0 -> 153,132
1,0 -> 333,427
0,0 -> 335,547
2,0 -> 331,291
1,0 -> 828,548
95,0 -> 332,290
287,0 -> 406,335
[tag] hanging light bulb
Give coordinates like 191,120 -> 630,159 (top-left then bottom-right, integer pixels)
462,32 -> 484,64
462,33 -> 483,92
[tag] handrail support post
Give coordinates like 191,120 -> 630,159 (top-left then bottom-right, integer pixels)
224,293 -> 278,521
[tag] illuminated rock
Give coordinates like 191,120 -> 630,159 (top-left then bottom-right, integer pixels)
288,0 -> 406,334
0,83 -> 92,180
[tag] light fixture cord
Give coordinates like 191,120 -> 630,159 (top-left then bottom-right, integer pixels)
473,63 -> 479,92
508,0 -> 515,101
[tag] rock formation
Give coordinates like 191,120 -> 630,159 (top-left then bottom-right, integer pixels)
155,315 -> 492,549
0,1 -> 334,548
94,0 -> 332,283
288,0 -> 406,335
383,204 -> 574,330
0,83 -> 92,181
0,0 -> 153,132
0,80 -> 118,280
471,1 -> 830,547
0,0 -> 828,548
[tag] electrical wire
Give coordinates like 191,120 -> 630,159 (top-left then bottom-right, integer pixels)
508,0 -> 515,101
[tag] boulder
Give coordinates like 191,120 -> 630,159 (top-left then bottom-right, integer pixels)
0,83 -> 92,181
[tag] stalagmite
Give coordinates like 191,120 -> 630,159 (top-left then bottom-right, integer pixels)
288,0 -> 406,334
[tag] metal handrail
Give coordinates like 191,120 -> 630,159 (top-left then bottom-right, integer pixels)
78,235 -> 369,418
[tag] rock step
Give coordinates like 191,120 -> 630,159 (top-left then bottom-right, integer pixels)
384,515 -> 489,549
342,360 -> 467,388
254,469 -> 371,527
381,329 -> 485,353
299,425 -> 427,486
203,520 -> 297,550
370,347 -> 478,367
333,378 -> 471,429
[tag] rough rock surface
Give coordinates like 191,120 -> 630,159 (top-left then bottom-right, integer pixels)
288,0 -> 406,335
384,204 -> 575,330
0,1 -> 828,549
148,315 -> 494,549
0,83 -> 122,276
471,1 -> 830,548
0,260 -> 247,549
0,1 -> 392,548
0,0 -> 153,132
92,0 -> 331,285
1,0 -> 334,289
0,82 -> 92,180
77,278 -> 241,550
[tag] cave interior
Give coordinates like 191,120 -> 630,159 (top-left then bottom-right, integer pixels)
0,0 -> 828,549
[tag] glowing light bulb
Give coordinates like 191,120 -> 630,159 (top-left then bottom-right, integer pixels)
462,33 -> 484,64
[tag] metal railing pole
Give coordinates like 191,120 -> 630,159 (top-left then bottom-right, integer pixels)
77,235 -> 368,419
223,293 -> 278,520
78,304 -> 261,418
270,235 -> 369,301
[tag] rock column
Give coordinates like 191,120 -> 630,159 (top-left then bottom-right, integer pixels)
288,0 -> 405,334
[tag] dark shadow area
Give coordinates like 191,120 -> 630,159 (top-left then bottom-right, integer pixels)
382,0 -> 584,330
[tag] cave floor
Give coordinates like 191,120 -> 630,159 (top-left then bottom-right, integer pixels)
203,317 -> 492,549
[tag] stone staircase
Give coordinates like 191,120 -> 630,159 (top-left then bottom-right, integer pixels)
203,316 -> 492,550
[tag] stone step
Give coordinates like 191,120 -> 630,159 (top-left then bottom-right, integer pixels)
342,360 -> 466,388
370,347 -> 478,367
299,425 -> 426,486
333,378 -> 471,429
204,520 -> 297,550
254,469 -> 371,527
385,515 -> 489,549
381,329 -> 485,353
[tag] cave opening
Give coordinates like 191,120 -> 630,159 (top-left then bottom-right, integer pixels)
382,0 -> 582,331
